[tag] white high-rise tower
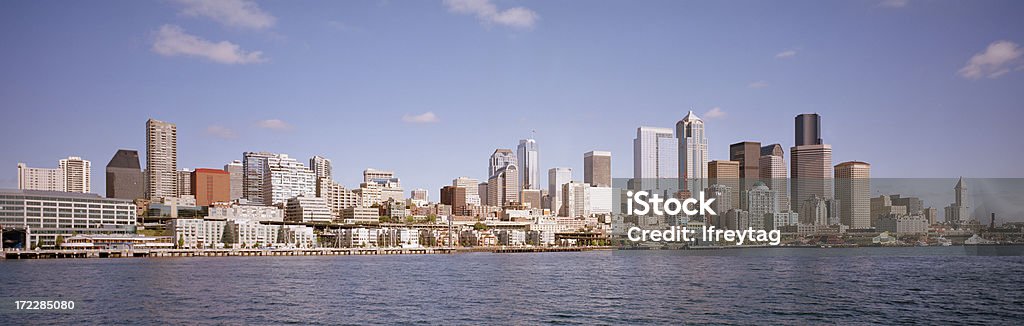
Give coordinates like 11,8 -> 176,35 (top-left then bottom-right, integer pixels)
517,139 -> 539,190
676,111 -> 708,196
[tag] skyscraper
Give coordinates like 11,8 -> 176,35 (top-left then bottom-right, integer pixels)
759,144 -> 789,212
59,156 -> 91,193
795,113 -> 822,147
548,167 -> 572,216
790,114 -> 832,212
146,118 -> 177,200
633,126 -> 677,191
177,169 -> 193,197
489,149 -> 516,178
561,181 -> 590,218
708,160 -> 740,209
191,168 -> 230,206
309,155 -> 333,181
584,151 -> 611,188
835,161 -> 871,229
106,149 -> 144,200
676,111 -> 708,196
944,177 -> 969,223
17,163 -> 64,192
517,139 -> 539,190
453,177 -> 481,206
729,141 -> 760,194
487,164 -> 519,206
242,151 -> 276,204
224,160 -> 243,201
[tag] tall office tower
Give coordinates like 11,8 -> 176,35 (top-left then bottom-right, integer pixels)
708,160 -> 740,210
944,177 -> 969,223
759,144 -> 789,212
146,119 -> 178,200
548,167 -> 572,216
795,113 -> 822,146
790,114 -> 831,212
453,177 -> 481,206
676,111 -> 708,196
584,151 -> 612,187
177,169 -> 193,197
441,185 -> 469,215
17,163 -> 64,191
106,149 -> 144,200
561,181 -> 590,218
487,165 -> 520,206
729,141 -> 761,196
191,168 -> 230,206
58,156 -> 91,193
263,154 -> 317,205
363,168 -> 395,184
242,152 -> 276,204
478,182 -> 489,206
309,155 -> 332,181
835,161 -> 871,229
489,149 -> 516,178
223,160 -> 243,201
410,189 -> 428,202
633,126 -> 677,191
746,182 -> 779,230
517,139 -> 539,190
521,189 -> 542,210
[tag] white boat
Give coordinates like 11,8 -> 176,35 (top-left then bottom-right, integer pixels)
964,234 -> 995,245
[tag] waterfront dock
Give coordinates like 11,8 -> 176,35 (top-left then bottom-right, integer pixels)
2,246 -> 612,259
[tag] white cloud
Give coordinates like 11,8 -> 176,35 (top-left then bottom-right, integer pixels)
748,81 -> 769,89
174,0 -> 276,30
152,25 -> 267,64
443,0 -> 538,29
256,119 -> 292,131
402,112 -> 440,124
958,41 -> 1023,80
205,125 -> 238,139
878,0 -> 909,8
775,50 -> 797,59
704,107 -> 726,119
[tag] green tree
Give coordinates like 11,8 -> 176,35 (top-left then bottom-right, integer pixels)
177,236 -> 185,249
473,222 -> 487,231
55,235 -> 65,248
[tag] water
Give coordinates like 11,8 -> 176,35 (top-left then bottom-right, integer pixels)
2,247 -> 1024,324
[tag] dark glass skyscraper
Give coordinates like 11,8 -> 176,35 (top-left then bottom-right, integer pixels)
106,149 -> 144,200
795,113 -> 822,146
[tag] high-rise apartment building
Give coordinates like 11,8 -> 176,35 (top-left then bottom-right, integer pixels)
317,178 -> 361,217
263,154 -> 316,205
548,167 -> 572,216
746,182 -> 779,229
517,139 -> 539,190
633,126 -> 677,191
309,155 -> 333,181
191,168 -> 230,206
58,156 -> 91,193
146,119 -> 177,200
676,111 -> 708,196
584,151 -> 612,188
835,161 -> 871,229
223,160 -> 243,201
242,152 -> 276,204
177,169 -> 193,197
16,163 -> 64,192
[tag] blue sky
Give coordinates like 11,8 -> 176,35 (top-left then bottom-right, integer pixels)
1,0 -> 1022,199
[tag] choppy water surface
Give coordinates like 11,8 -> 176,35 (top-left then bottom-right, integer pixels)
2,246 -> 1023,324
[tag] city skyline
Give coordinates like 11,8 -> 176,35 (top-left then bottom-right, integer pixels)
2,0 -> 1023,199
